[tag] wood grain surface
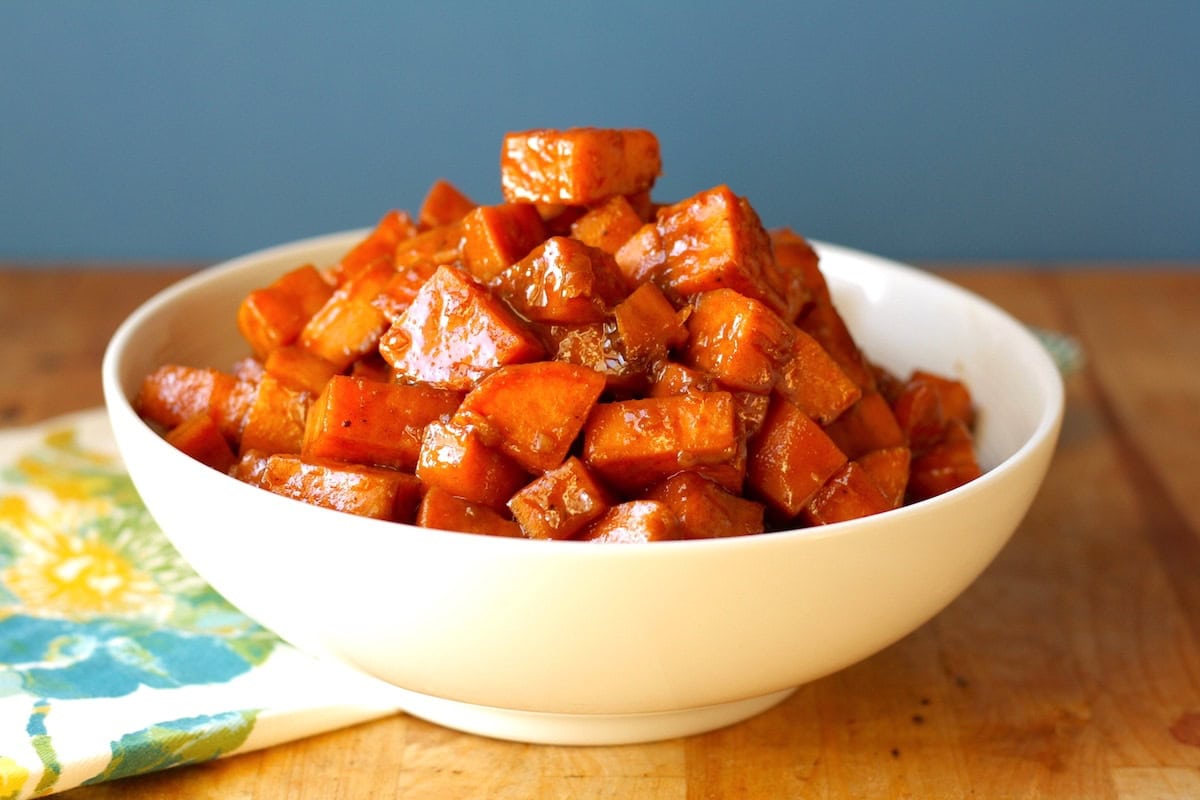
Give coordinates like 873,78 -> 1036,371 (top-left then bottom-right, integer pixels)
2,265 -> 1199,798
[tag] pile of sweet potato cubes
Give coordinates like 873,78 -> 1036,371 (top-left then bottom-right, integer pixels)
136,128 -> 981,541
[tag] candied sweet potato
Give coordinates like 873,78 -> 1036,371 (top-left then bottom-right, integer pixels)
495,236 -> 628,325
613,282 -> 689,363
300,258 -> 394,371
501,128 -> 661,205
303,375 -> 464,471
907,419 -> 982,501
683,288 -> 794,394
418,179 -> 476,230
461,203 -> 546,282
822,390 -> 906,461
747,395 -> 848,518
775,328 -> 862,425
237,264 -> 334,359
164,413 -> 237,473
136,365 -> 253,444
579,500 -> 679,543
379,266 -> 545,390
263,344 -> 339,395
803,461 -> 892,526
643,471 -> 764,539
333,209 -> 417,283
259,455 -> 422,522
507,456 -> 612,540
857,446 -> 911,509
570,194 -> 645,255
240,375 -> 311,456
416,486 -> 522,537
416,417 -> 530,510
457,361 -> 606,473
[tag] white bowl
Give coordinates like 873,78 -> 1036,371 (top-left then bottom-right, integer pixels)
102,231 -> 1063,745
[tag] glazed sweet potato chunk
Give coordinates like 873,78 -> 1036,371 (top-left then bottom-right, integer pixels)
136,365 -> 253,444
240,375 -> 311,456
263,344 -> 339,395
260,455 -> 422,522
616,185 -> 803,320
416,486 -> 522,537
770,228 -> 826,307
418,179 -> 476,230
546,321 -> 647,396
300,258 -> 394,371
822,390 -> 905,461
507,457 -> 612,540
333,209 -> 417,283
643,471 -> 764,539
747,395 -> 848,518
857,446 -> 911,509
613,282 -> 689,364
461,203 -> 546,282
582,391 -> 741,493
379,266 -> 545,390
501,128 -> 661,205
797,298 -> 876,390
803,461 -> 892,526
683,289 -> 794,394
416,417 -> 530,510
237,264 -> 334,358
303,375 -> 464,471
580,500 -> 679,543
775,328 -> 862,425
164,413 -> 237,473
393,221 -> 464,270
495,236 -> 628,324
457,362 -> 606,473
907,419 -> 982,501
570,194 -> 645,255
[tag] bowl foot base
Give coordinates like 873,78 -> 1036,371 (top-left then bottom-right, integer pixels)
392,687 -> 798,746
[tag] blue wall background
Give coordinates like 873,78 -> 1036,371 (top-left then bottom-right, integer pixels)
3,1 -> 1197,264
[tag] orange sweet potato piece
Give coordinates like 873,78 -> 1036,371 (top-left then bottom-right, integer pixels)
570,194 -> 645,255
643,471 -> 764,539
803,461 -> 892,525
303,375 -> 464,471
545,321 -> 648,396
747,395 -> 848,518
379,266 -> 545,390
683,288 -> 794,394
770,228 -> 827,307
461,203 -> 545,282
910,370 -> 975,429
507,456 -> 612,540
263,345 -> 339,395
457,361 -> 606,473
135,365 -> 253,443
907,419 -> 982,501
501,128 -> 662,205
495,236 -> 627,324
334,209 -> 417,283
259,455 -> 422,522
775,328 -> 863,425
582,391 -> 741,493
890,377 -> 946,453
579,500 -> 680,543
613,282 -> 688,363
415,417 -> 530,510
299,258 -> 394,371
615,185 -> 804,320
648,363 -> 769,439
393,221 -> 464,270
164,413 -> 237,473
371,262 -> 440,323
416,486 -> 522,537
418,179 -> 477,230
822,390 -> 906,461
239,374 -> 311,455
237,264 -> 334,358
857,446 -> 912,509
796,298 -> 876,390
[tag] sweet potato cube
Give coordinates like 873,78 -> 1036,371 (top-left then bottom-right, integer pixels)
683,289 -> 794,394
418,179 -> 477,230
507,457 -> 612,540
910,370 -> 975,429
334,209 -> 417,283
393,221 -> 464,270
582,391 -> 740,493
907,419 -> 982,501
240,375 -> 311,456
775,328 -> 863,424
263,345 -> 339,395
501,128 -> 662,205
303,375 -> 464,471
300,259 -> 394,371
164,413 -> 237,473
379,266 -> 545,390
770,228 -> 826,307
615,185 -> 800,319
495,236 -> 627,324
135,365 -> 253,443
747,396 -> 848,518
643,471 -> 764,539
890,378 -> 946,453
580,500 -> 679,543
231,449 -> 271,486
570,194 -> 645,255
803,461 -> 892,526
822,390 -> 905,461
237,264 -> 334,358
461,203 -> 545,282
613,282 -> 688,363
797,299 -> 876,390
649,362 -> 717,396
371,262 -> 439,323
416,418 -> 530,510
417,487 -> 522,537
857,446 -> 912,509
259,455 -> 422,522
547,321 -> 647,396
457,361 -> 606,473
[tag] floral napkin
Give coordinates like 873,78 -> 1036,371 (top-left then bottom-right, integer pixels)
0,410 -> 405,799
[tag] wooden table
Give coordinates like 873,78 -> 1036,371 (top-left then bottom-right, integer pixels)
3,265 -> 1199,798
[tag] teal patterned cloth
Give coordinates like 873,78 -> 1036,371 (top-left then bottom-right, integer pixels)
0,410 -> 403,798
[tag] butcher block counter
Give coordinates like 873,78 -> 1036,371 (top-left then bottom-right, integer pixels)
1,264 -> 1198,798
